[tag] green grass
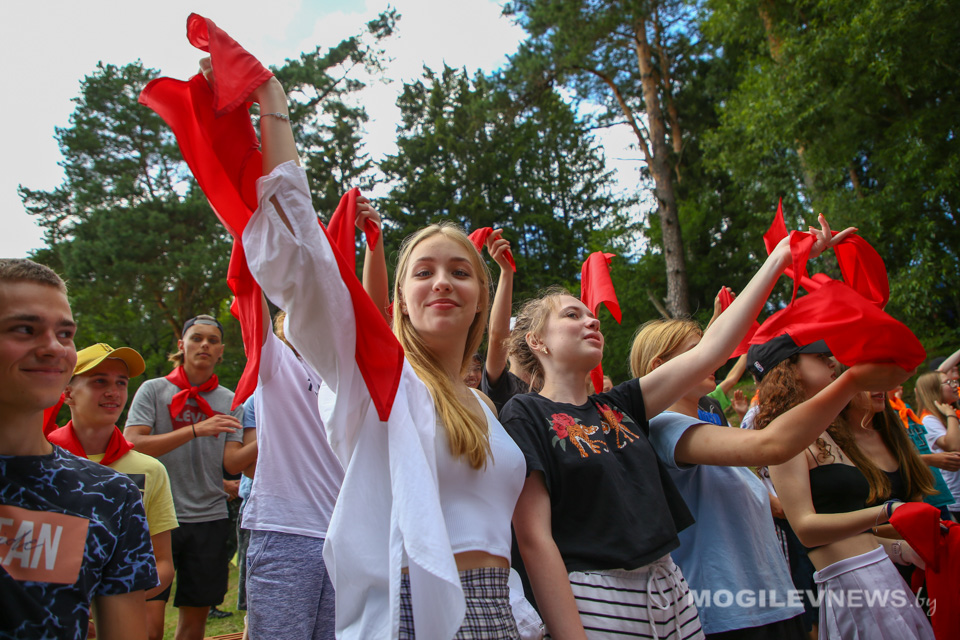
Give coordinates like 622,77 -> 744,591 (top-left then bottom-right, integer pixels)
163,561 -> 245,639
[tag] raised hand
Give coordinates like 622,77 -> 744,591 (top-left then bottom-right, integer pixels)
485,228 -> 513,271
808,213 -> 857,259
847,362 -> 914,393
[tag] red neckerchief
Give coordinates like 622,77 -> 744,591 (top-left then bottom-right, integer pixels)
42,393 -> 66,437
47,421 -> 134,466
888,396 -> 922,429
468,227 -> 516,272
752,200 -> 925,371
165,366 -> 220,422
580,252 -> 620,393
140,14 -> 403,422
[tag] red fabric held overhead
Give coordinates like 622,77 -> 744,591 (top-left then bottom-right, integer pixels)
580,252 -> 620,393
140,14 -> 403,421
467,227 -> 516,272
752,201 -> 923,371
326,188 -> 381,265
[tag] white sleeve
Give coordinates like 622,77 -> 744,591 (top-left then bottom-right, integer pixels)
242,161 -> 355,397
923,414 -> 947,453
243,161 -> 370,462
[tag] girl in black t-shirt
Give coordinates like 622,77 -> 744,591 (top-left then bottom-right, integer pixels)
499,215 -> 911,639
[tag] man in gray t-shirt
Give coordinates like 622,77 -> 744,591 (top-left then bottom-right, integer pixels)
124,314 -> 256,640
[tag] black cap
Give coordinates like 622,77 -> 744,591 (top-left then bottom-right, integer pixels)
747,334 -> 831,381
182,314 -> 224,338
930,356 -> 947,371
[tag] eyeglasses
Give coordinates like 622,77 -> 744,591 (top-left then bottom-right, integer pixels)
942,379 -> 959,388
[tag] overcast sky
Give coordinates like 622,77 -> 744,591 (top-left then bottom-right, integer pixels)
1,0 -> 639,259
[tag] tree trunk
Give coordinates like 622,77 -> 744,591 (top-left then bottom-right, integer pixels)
635,19 -> 689,316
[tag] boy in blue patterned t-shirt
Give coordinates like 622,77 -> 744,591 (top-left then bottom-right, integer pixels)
0,259 -> 157,640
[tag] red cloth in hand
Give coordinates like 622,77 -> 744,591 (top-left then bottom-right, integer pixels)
321,189 -> 403,421
186,13 -> 274,117
326,188 -> 381,262
165,366 -> 221,423
42,393 -> 66,437
142,13 -> 402,422
754,201 -> 922,370
889,502 -> 960,640
48,422 -> 134,466
581,252 -> 620,393
467,227 -> 516,272
140,14 -> 270,408
717,287 -> 757,359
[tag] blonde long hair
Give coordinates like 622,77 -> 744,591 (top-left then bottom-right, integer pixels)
629,318 -> 703,378
394,223 -> 492,469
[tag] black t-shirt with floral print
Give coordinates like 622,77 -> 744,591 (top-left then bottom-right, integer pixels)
501,378 -> 694,572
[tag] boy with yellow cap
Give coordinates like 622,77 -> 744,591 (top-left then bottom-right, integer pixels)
48,343 -> 178,640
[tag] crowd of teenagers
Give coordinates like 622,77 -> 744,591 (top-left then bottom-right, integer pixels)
3,15 -> 959,640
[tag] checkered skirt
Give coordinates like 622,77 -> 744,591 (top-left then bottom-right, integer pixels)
399,567 -> 520,639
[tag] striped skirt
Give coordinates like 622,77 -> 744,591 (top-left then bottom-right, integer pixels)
559,555 -> 705,640
399,567 -> 521,639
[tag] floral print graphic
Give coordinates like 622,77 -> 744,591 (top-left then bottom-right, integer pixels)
597,403 -> 639,449
549,412 -> 608,458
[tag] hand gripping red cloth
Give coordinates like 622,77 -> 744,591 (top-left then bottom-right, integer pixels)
140,14 -> 402,421
753,201 -> 924,371
889,502 -> 959,640
48,422 -> 134,466
581,252 -> 620,393
467,227 -> 516,272
165,366 -> 221,423
717,287 -> 757,359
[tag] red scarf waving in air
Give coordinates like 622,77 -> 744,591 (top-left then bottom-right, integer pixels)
752,200 -> 924,371
580,252 -> 620,393
140,14 -> 402,421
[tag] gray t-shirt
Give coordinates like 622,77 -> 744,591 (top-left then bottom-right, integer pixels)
126,377 -> 244,523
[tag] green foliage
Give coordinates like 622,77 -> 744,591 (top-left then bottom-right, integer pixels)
704,0 -> 960,350
379,66 -> 635,302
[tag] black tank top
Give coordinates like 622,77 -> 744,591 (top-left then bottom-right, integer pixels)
808,463 -> 870,514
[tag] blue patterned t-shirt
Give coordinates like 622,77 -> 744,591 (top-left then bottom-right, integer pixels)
0,446 -> 158,639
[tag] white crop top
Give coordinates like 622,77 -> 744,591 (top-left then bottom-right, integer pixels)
434,391 -> 526,560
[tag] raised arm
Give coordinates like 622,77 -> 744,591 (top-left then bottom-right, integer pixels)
639,215 -> 854,419
358,197 -> 390,323
936,345 -> 960,376
485,229 -> 514,385
931,403 -> 960,452
672,362 -> 912,467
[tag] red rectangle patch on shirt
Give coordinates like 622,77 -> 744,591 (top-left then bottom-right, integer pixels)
0,504 -> 89,584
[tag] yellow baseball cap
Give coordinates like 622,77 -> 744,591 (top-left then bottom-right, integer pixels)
74,343 -> 146,378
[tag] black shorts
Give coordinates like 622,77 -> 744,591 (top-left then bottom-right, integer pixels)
160,519 -> 231,608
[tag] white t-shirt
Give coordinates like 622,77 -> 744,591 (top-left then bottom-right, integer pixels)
242,331 -> 344,537
922,413 -> 960,512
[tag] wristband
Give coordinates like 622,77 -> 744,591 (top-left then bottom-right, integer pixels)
192,424 -> 198,439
